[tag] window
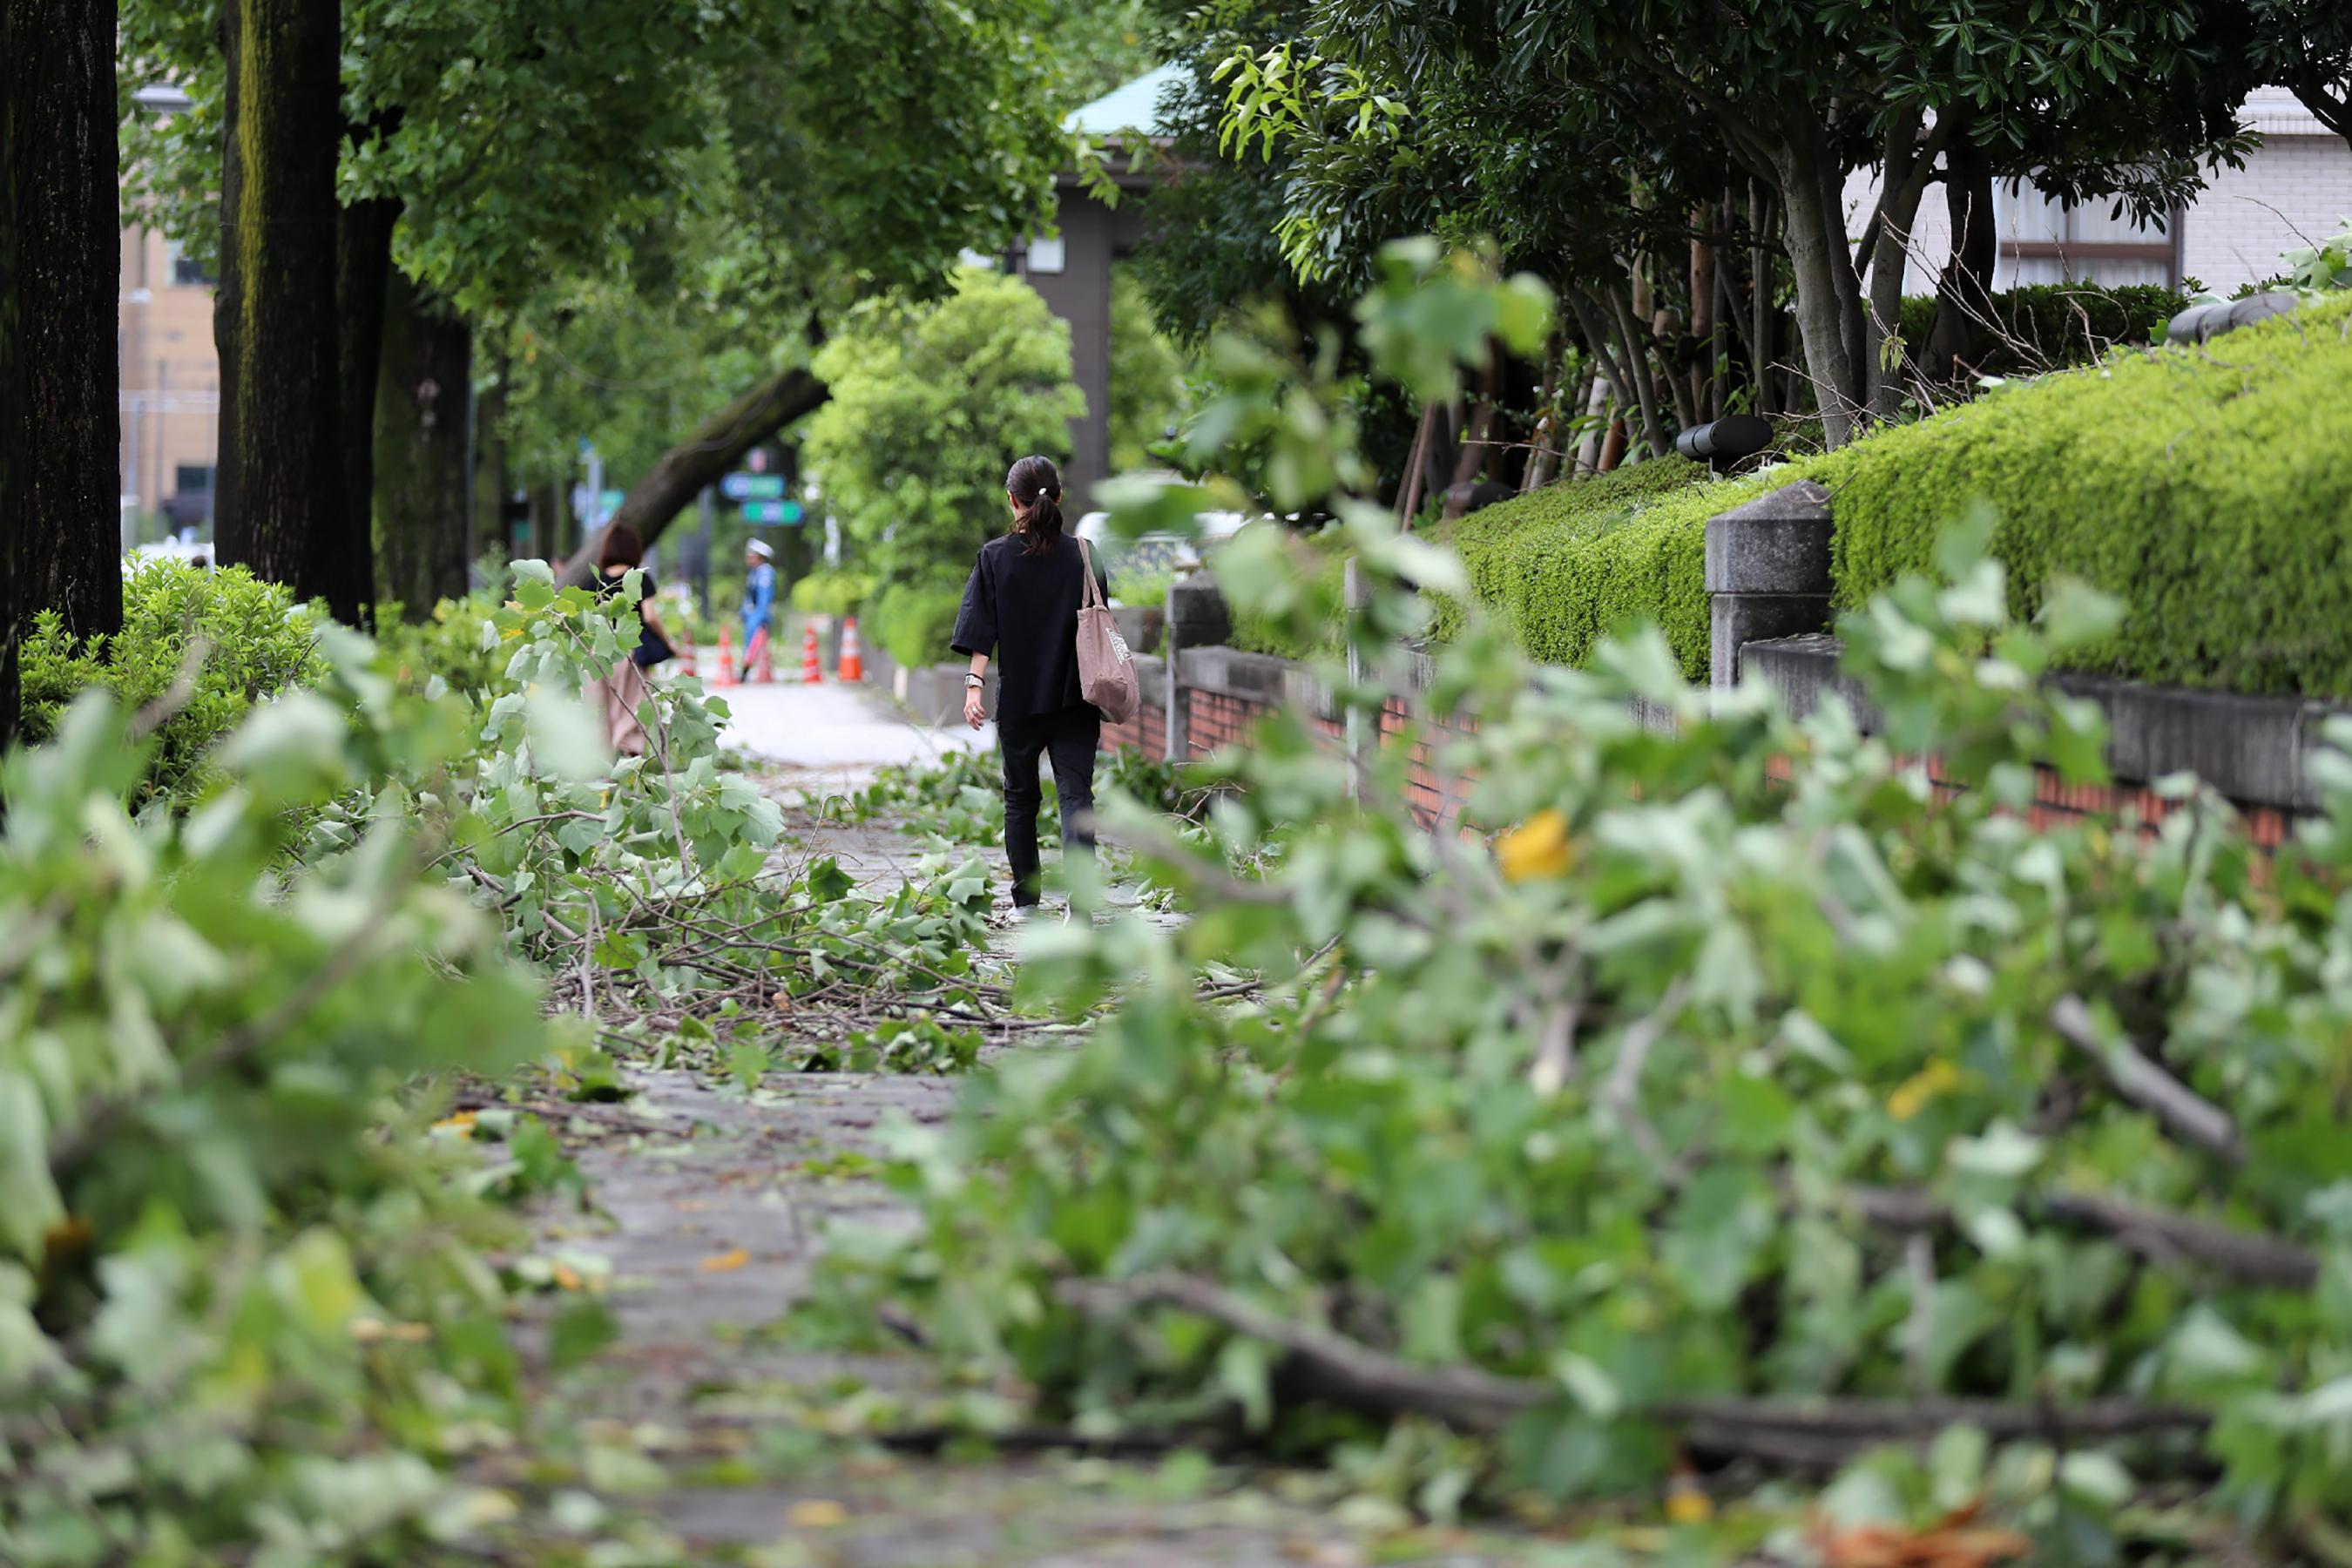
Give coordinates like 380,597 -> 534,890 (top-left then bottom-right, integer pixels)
1024,233 -> 1067,275
1996,181 -> 2175,289
174,464 -> 214,496
166,240 -> 215,287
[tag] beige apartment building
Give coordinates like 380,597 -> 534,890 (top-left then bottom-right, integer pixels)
118,222 -> 220,541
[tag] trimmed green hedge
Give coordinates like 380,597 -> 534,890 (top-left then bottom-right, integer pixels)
1808,290 -> 2352,698
1895,282 -> 2186,375
1433,457 -> 1766,680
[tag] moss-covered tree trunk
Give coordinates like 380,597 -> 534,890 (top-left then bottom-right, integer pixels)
0,1 -> 21,751
373,267 -> 472,616
4,0 -> 121,645
214,0 -> 362,624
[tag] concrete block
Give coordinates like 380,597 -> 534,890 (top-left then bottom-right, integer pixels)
1167,575 -> 1232,650
1711,593 -> 1833,689
1704,480 -> 1835,595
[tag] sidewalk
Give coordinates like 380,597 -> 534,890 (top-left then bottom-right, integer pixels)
718,678 -> 989,793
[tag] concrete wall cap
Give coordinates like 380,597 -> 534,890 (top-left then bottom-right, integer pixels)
1714,478 -> 1833,524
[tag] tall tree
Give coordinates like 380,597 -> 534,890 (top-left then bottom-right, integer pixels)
373,267 -> 474,607
4,0 -> 122,648
213,0 -> 356,620
2246,0 -> 2352,147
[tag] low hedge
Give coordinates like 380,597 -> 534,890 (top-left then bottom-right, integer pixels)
19,559 -> 324,801
1808,289 -> 2352,698
1432,456 -> 1766,680
1895,282 -> 2186,375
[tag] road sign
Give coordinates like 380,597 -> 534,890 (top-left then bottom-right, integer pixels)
721,473 -> 786,501
740,499 -> 805,525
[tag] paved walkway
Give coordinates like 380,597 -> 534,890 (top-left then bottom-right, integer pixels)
505,729 -> 1548,1564
719,678 -> 988,790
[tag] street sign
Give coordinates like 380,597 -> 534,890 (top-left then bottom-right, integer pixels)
721,473 -> 787,501
740,499 -> 805,525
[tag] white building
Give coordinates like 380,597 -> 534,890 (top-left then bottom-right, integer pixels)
1846,87 -> 2352,297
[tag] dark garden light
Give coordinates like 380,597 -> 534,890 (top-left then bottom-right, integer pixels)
1675,414 -> 1774,476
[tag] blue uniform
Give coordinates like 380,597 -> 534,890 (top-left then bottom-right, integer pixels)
740,561 -> 776,645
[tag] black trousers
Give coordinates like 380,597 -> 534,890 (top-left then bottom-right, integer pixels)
998,706 -> 1100,906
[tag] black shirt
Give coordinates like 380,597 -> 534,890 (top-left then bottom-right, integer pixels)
598,567 -> 672,667
950,533 -> 1111,725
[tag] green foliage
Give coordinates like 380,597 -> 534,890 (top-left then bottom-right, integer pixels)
375,586 -> 510,699
1109,266 -> 1192,473
810,241 -> 2352,1551
0,639 -> 549,1563
1429,458 -> 1760,679
17,559 -> 325,801
1894,282 -> 2189,375
869,583 -> 965,671
789,569 -> 877,619
805,268 -> 1085,595
1810,291 -> 2352,698
1220,525 -> 1348,660
848,745 -> 1190,848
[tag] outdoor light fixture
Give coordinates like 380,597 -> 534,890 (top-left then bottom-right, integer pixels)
1674,414 -> 1774,476
2166,290 -> 2301,346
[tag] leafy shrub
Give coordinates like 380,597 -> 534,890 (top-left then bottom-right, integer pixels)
17,558 -> 324,801
1809,289 -> 2352,697
1895,281 -> 2188,375
1220,524 -> 1349,659
869,580 -> 965,669
375,587 -> 510,698
790,568 -> 876,618
1430,456 -> 1760,679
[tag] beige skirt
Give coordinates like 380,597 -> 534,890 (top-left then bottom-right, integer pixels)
590,659 -> 653,757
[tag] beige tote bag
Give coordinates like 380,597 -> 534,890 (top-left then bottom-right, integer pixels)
1075,538 -> 1140,723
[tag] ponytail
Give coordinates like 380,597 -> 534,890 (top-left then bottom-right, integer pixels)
1004,454 -> 1064,557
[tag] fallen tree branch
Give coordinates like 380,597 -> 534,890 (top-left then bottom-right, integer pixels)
2049,995 -> 2247,1166
1056,1271 -> 2211,1456
1840,1184 -> 2317,1291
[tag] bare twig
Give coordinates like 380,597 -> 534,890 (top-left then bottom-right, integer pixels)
2049,994 -> 2247,1165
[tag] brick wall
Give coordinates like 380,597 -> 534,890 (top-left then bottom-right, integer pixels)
1107,643 -> 2314,847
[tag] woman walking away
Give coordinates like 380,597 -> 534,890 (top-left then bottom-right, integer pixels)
588,524 -> 673,757
953,455 -> 1111,917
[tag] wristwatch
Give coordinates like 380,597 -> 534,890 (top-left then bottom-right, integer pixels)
964,673 -> 984,689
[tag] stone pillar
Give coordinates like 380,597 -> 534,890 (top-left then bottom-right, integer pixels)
1704,479 -> 1835,689
1164,573 -> 1233,761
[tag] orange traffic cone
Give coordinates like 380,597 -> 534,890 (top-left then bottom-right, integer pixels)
713,625 -> 738,686
798,622 -> 823,684
838,615 -> 864,682
673,626 -> 698,679
746,625 -> 773,683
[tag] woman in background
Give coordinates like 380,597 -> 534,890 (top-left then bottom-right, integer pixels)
951,454 -> 1110,916
588,524 -> 672,756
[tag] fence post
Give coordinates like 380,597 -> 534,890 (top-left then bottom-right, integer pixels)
1704,479 -> 1835,690
1165,573 -> 1233,762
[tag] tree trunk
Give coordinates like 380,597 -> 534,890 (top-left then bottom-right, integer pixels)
1749,183 -> 1776,419
1689,206 -> 1717,423
5,0 -> 120,644
1772,136 -> 1866,449
1926,124 -> 1998,385
1860,106 -> 1943,420
373,267 -> 472,616
471,361 -> 508,571
559,365 -> 829,590
528,482 -> 559,564
214,0 -> 357,622
335,187 -> 399,625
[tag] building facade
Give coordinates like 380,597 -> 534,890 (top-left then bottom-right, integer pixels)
117,221 -> 220,538
1846,86 -> 2352,298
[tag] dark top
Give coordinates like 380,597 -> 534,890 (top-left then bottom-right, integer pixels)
598,568 -> 673,667
950,533 -> 1111,725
